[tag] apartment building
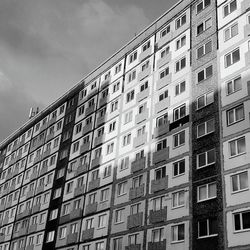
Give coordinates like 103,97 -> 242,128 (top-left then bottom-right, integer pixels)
0,0 -> 249,250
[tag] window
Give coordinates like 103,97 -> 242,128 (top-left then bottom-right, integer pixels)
172,190 -> 185,208
113,81 -> 120,93
59,227 -> 67,239
86,218 -> 93,229
72,141 -> 79,153
197,65 -> 213,83
160,25 -> 170,38
225,48 -> 240,68
53,187 -> 61,199
100,188 -> 109,202
152,228 -> 164,242
115,209 -> 124,223
98,214 -> 107,228
234,210 -> 250,231
197,92 -> 214,109
111,100 -> 118,112
117,181 -> 127,196
156,138 -> 167,151
109,121 -> 116,133
198,182 -> 216,202
231,171 -> 248,192
123,133 -> 131,146
197,0 -> 211,13
227,76 -> 242,95
128,70 -> 136,83
142,61 -> 149,72
124,110 -> 133,124
96,242 -> 104,250
224,0 -> 237,17
224,23 -> 238,41
173,131 -> 185,147
197,119 -> 214,138
198,218 -> 218,238
103,165 -> 111,178
175,81 -> 185,96
115,63 -> 122,74
142,41 -> 150,52
197,149 -> 215,169
113,237 -> 122,250
173,104 -> 186,121
80,89 -> 87,100
172,224 -> 185,242
160,46 -> 170,58
155,166 -> 166,180
129,51 -> 137,64
197,18 -> 212,35
128,234 -> 139,245
227,105 -> 244,125
120,156 -> 129,171
159,67 -> 169,79
132,175 -> 143,188
62,203 -> 70,216
156,113 -> 168,128
176,13 -> 186,29
176,35 -> 186,50
152,196 -> 164,211
139,103 -> 146,114
131,203 -> 140,214
229,137 -> 246,157
197,41 -> 212,59
107,143 -> 114,155
49,209 -> 58,220
175,57 -> 186,72
140,81 -> 148,92
46,231 -> 55,242
126,90 -> 135,103
137,125 -> 145,137
173,160 -> 185,176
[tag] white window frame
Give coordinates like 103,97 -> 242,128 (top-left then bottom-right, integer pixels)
224,48 -> 240,68
223,0 -> 237,17
197,119 -> 214,138
227,104 -> 244,126
224,22 -> 238,41
229,136 -> 246,157
197,149 -> 215,169
231,171 -> 249,193
197,40 -> 212,59
197,91 -> 214,110
198,218 -> 218,238
197,182 -> 217,202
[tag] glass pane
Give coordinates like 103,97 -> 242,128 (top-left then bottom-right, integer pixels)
242,212 -> 250,229
179,191 -> 185,205
227,81 -> 233,94
232,49 -> 240,63
198,153 -> 206,167
179,161 -> 185,173
230,141 -> 236,156
173,194 -> 177,207
207,119 -> 214,133
198,124 -> 205,137
178,224 -> 184,240
206,65 -> 213,77
235,106 -> 244,121
209,218 -> 218,235
234,77 -> 242,91
180,131 -> 185,145
198,70 -> 205,82
225,29 -> 230,41
231,23 -> 238,37
199,186 -> 206,200
239,172 -> 248,190
199,220 -> 208,237
237,137 -> 246,154
198,96 -> 205,109
208,183 -> 216,198
234,214 -> 241,230
228,110 -> 234,124
207,150 -> 215,164
230,0 -> 237,12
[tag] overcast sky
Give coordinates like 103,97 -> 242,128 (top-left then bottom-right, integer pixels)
0,0 -> 176,141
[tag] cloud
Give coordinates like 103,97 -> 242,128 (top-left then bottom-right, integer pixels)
0,71 -> 44,142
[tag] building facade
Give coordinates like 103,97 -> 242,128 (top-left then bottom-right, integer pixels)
0,0 -> 249,250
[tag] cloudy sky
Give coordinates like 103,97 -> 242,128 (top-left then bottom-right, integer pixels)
0,0 -> 176,141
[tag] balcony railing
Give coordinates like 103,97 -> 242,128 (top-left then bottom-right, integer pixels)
131,157 -> 146,173
151,176 -> 168,193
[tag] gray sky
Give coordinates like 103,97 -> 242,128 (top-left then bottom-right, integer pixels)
0,0 -> 176,141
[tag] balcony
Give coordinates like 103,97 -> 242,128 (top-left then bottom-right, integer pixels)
244,23 -> 250,38
40,165 -> 48,176
82,228 -> 94,242
0,204 -> 5,211
70,208 -> 82,220
0,234 -> 5,242
96,115 -> 106,127
127,212 -> 143,229
19,226 -> 28,236
131,157 -> 146,173
135,108 -> 149,124
155,97 -> 170,114
101,77 -> 111,89
67,233 -> 78,245
138,67 -> 151,81
156,74 -> 171,90
138,89 -> 150,104
241,0 -> 250,13
148,240 -> 167,250
157,30 -> 173,48
94,135 -> 105,147
59,214 -> 70,224
48,116 -> 57,126
75,164 -> 88,176
82,124 -> 92,136
74,185 -> 85,197
46,132 -> 54,142
26,190 -> 34,199
88,178 -> 100,191
36,184 -> 44,194
30,171 -> 38,181
154,123 -> 170,138
32,204 -> 40,214
151,177 -> 168,193
85,105 -> 95,117
26,245 -> 35,250
85,202 -> 98,215
133,133 -> 147,148
99,95 -> 109,108
28,224 -> 37,234
80,142 -> 91,154
157,52 -> 172,69
91,157 -> 102,169
125,244 -> 141,250
2,216 -> 8,225
129,184 -> 145,200
149,207 -> 167,224
139,47 -> 152,61
42,149 -> 51,159
245,50 -> 250,66
152,147 -> 169,165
